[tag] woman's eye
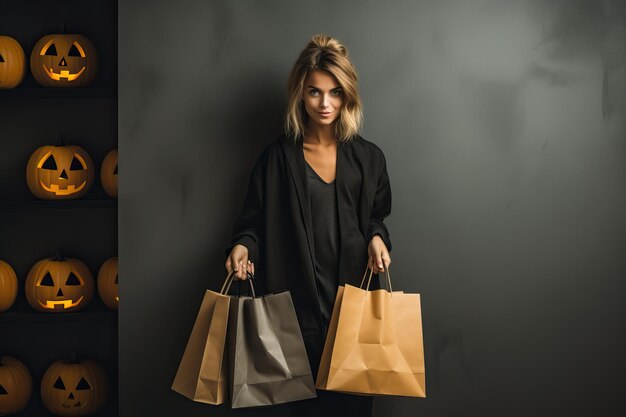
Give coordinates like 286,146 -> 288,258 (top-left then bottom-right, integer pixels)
308,89 -> 341,97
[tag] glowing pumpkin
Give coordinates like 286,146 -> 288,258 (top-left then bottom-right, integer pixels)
30,33 -> 97,87
41,357 -> 108,416
25,253 -> 94,313
97,256 -> 118,310
0,35 -> 26,89
0,260 -> 18,312
0,356 -> 33,415
26,138 -> 94,200
100,149 -> 117,199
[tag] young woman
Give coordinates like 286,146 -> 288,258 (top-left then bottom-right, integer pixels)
224,33 -> 392,416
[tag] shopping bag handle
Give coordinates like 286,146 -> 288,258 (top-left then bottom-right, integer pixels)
219,270 -> 236,294
220,270 -> 257,298
359,264 -> 393,294
236,272 -> 263,297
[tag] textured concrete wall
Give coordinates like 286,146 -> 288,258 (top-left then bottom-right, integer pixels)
119,1 -> 626,416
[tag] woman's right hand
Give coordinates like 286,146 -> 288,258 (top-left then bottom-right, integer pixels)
225,244 -> 255,280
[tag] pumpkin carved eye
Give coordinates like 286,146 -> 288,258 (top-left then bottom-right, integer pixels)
65,272 -> 81,286
76,377 -> 91,390
114,274 -> 118,284
70,156 -> 85,170
68,44 -> 81,57
113,164 -> 118,175
41,272 -> 55,286
0,383 -> 7,394
41,154 -> 58,170
43,43 -> 58,56
53,376 -> 65,390
0,54 -> 4,62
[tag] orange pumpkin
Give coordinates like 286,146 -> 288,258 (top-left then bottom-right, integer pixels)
100,149 -> 117,199
41,357 -> 108,416
0,35 -> 26,89
97,256 -> 118,310
0,356 -> 33,415
26,138 -> 94,200
30,33 -> 97,87
0,260 -> 18,312
25,253 -> 94,313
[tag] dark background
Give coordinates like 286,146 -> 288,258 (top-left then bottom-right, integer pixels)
21,0 -> 622,416
0,0 -> 118,416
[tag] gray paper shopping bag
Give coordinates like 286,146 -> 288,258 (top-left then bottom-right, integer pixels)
226,276 -> 317,408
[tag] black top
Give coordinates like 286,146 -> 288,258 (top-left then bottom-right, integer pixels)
304,159 -> 340,335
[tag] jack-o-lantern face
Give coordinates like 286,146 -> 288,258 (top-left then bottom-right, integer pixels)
41,359 -> 107,416
0,35 -> 26,89
0,259 -> 18,312
100,149 -> 118,199
25,257 -> 94,313
26,144 -> 94,200
97,256 -> 118,310
0,356 -> 33,415
30,34 -> 98,87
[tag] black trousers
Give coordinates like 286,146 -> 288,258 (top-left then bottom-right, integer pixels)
291,322 -> 373,416
287,389 -> 373,416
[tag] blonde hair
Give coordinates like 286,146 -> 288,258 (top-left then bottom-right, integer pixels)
284,34 -> 363,143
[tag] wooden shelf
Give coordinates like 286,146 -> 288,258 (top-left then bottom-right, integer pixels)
0,199 -> 117,209
0,309 -> 117,324
0,87 -> 116,100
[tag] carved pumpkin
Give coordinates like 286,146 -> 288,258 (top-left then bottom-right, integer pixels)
26,137 -> 94,200
0,260 -> 18,312
25,251 -> 94,313
30,33 -> 97,87
41,357 -> 108,416
0,35 -> 26,89
0,356 -> 33,416
97,256 -> 118,310
100,149 -> 117,199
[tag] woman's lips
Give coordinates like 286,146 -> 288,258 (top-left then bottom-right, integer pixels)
319,111 -> 332,117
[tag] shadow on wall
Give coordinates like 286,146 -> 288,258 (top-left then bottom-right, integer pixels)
528,0 -> 625,120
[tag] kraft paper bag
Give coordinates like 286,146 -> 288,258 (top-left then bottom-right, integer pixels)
171,272 -> 236,405
316,266 -> 426,397
227,276 -> 317,408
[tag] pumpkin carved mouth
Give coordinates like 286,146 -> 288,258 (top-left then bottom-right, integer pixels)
61,400 -> 86,408
42,64 -> 85,81
37,297 -> 84,310
39,180 -> 87,195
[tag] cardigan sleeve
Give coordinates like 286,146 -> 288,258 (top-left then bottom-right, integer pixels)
224,153 -> 265,265
366,147 -> 393,253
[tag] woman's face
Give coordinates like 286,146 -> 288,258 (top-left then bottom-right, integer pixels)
301,69 -> 344,127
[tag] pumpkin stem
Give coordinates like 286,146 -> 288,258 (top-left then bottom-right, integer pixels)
56,134 -> 66,147
70,351 -> 78,363
55,247 -> 66,261
60,23 -> 65,34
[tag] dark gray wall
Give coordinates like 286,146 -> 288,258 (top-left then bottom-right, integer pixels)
119,1 -> 626,416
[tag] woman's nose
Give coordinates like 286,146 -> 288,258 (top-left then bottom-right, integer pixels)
321,93 -> 330,108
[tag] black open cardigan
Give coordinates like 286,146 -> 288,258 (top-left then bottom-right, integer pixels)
224,132 -> 393,376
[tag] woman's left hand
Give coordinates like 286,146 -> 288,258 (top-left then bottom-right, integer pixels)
368,234 -> 391,274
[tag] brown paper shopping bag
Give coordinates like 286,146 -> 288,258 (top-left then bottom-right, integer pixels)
171,271 -> 236,404
227,275 -> 317,408
316,265 -> 426,397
